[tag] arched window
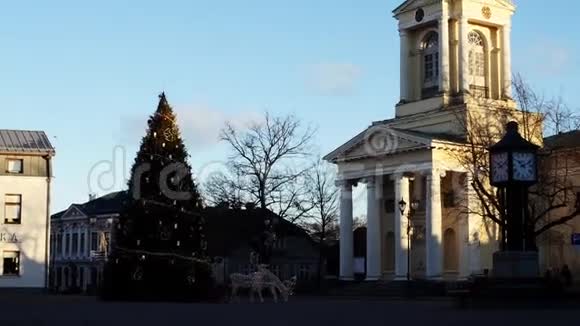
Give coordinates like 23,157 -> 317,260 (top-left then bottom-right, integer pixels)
443,228 -> 458,272
422,32 -> 439,89
468,31 -> 486,91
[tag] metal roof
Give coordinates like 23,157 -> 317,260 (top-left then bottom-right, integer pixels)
0,129 -> 55,154
544,130 -> 580,150
52,191 -> 129,220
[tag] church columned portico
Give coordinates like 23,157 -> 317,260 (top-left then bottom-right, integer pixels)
337,164 -> 470,281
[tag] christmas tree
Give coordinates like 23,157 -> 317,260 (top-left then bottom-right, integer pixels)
103,93 -> 211,301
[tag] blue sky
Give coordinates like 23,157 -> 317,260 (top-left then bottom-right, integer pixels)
1,0 -> 578,213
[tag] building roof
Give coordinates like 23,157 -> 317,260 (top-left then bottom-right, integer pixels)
52,191 -> 129,220
544,130 -> 580,150
204,207 -> 314,257
323,122 -> 466,162
0,129 -> 55,155
51,191 -> 316,257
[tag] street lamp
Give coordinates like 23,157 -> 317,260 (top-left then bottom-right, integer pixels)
398,198 -> 420,281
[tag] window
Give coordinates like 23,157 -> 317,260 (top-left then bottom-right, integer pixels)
468,31 -> 486,92
72,233 -> 79,256
90,267 -> 98,287
4,194 -> 22,224
56,267 -> 62,288
90,232 -> 98,251
3,251 -> 20,276
80,233 -> 85,256
422,32 -> 439,89
6,159 -> 23,174
443,229 -> 458,272
56,233 -> 63,257
65,233 -> 71,256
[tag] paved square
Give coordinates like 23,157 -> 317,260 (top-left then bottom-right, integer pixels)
0,295 -> 579,326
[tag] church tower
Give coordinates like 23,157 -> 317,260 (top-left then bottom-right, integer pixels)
393,0 -> 516,119
324,0 -> 535,283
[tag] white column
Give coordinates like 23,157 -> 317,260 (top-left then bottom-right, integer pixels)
365,177 -> 381,281
458,17 -> 470,94
426,170 -> 444,279
76,229 -> 80,258
502,23 -> 512,99
61,231 -> 67,258
392,174 -> 410,280
339,180 -> 354,281
85,228 -> 90,258
439,3 -> 450,93
400,30 -> 409,102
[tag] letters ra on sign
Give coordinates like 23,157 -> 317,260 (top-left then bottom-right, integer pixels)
572,233 -> 580,246
0,233 -> 19,243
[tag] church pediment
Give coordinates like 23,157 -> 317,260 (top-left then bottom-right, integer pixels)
393,0 -> 515,16
393,0 -> 439,15
487,0 -> 516,11
324,127 -> 433,162
61,205 -> 87,219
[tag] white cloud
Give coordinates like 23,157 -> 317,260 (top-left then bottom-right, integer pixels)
176,104 -> 262,150
117,104 -> 261,151
305,63 -> 363,96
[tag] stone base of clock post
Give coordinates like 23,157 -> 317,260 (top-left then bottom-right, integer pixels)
492,251 -> 539,279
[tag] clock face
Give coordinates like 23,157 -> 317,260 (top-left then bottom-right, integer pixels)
513,152 -> 536,182
491,152 -> 508,183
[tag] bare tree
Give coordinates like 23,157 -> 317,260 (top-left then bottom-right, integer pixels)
301,160 -> 339,284
203,167 -> 246,209
205,112 -> 316,222
452,74 -> 580,250
352,216 -> 366,231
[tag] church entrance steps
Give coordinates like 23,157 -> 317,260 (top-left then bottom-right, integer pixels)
327,280 -> 462,298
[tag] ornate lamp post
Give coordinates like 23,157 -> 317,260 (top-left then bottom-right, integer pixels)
399,198 -> 420,281
489,121 -> 539,251
489,121 -> 540,279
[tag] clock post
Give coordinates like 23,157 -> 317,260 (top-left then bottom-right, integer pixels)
489,121 -> 540,278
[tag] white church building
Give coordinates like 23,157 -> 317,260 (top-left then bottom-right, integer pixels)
325,0 -> 521,281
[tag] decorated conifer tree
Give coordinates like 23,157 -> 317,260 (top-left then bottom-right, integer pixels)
103,93 -> 211,301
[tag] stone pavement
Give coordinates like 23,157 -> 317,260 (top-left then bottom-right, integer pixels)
0,294 -> 579,326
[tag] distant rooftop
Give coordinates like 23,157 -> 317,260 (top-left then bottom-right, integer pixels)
544,130 -> 580,150
0,129 -> 55,155
52,191 -> 129,219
